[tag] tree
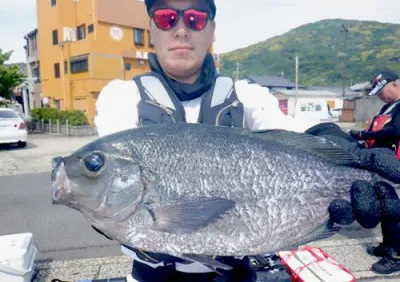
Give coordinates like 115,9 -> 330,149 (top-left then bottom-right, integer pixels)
0,49 -> 25,99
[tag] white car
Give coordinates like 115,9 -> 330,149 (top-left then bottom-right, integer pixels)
294,99 -> 332,124
0,108 -> 28,148
330,108 -> 343,118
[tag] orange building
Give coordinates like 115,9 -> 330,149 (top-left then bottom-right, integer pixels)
36,0 -> 219,123
36,0 -> 155,123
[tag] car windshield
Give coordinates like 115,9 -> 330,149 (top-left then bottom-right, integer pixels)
0,111 -> 19,119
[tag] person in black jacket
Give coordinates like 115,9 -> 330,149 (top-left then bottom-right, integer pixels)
309,70 -> 400,275
350,70 -> 400,274
350,70 -> 400,158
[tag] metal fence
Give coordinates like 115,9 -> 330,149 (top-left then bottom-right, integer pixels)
30,119 -> 97,136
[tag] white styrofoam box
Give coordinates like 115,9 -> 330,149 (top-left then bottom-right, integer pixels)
0,233 -> 38,282
279,247 -> 356,282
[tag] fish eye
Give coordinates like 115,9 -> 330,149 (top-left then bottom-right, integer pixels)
84,153 -> 104,172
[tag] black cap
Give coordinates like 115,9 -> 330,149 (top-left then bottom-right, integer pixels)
144,0 -> 216,19
368,70 -> 399,96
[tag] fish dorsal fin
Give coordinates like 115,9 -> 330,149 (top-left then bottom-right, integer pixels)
248,129 -> 359,166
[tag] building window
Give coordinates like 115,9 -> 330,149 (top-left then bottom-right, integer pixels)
148,30 -> 153,47
54,100 -> 61,109
300,102 -> 322,112
64,61 -> 68,74
70,57 -> 88,73
77,25 -> 86,40
125,63 -> 131,71
54,63 -> 60,78
52,29 -> 58,45
134,28 -> 144,45
88,24 -> 94,34
33,67 -> 40,82
31,35 -> 37,52
51,0 -> 56,6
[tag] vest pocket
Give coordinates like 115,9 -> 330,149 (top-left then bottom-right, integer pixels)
215,100 -> 244,127
139,100 -> 177,126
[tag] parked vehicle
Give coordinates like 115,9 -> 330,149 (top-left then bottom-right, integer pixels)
330,108 -> 343,118
0,108 -> 28,147
294,99 -> 332,123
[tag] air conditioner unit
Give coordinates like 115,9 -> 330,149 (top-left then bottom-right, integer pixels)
143,52 -> 148,60
63,27 -> 76,42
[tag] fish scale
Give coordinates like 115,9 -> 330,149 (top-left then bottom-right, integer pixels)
52,123 -> 373,258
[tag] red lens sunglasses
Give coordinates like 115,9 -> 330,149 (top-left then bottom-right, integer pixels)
151,8 -> 211,31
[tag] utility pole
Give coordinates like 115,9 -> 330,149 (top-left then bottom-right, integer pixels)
295,55 -> 299,94
293,55 -> 299,117
340,24 -> 350,97
235,62 -> 240,81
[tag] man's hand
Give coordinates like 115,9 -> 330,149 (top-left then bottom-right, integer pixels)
329,181 -> 399,227
329,181 -> 381,228
349,130 -> 363,140
374,182 -> 400,221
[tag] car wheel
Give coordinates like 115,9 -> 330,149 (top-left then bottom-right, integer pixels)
18,142 -> 27,148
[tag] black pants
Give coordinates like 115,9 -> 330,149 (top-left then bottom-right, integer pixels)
131,257 -> 255,282
131,261 -> 216,282
382,216 -> 400,253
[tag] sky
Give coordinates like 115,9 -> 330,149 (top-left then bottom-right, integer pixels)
1,0 -> 400,63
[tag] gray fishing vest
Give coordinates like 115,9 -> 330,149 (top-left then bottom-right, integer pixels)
134,72 -> 245,128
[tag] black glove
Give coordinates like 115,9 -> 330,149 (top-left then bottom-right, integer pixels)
349,130 -> 363,140
329,181 -> 399,228
329,180 -> 382,228
374,181 -> 400,221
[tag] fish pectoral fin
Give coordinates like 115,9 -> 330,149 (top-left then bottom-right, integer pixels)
180,254 -> 233,271
147,197 -> 235,234
297,221 -> 342,248
313,224 -> 341,242
284,221 -> 342,250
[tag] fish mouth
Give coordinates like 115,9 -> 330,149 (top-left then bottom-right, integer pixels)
52,160 -> 71,204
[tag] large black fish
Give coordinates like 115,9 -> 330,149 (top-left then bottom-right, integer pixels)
51,123 -> 388,268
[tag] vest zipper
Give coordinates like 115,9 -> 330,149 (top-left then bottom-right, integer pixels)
215,100 -> 239,126
145,100 -> 176,123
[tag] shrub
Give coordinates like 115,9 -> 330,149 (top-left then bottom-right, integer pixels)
31,108 -> 89,126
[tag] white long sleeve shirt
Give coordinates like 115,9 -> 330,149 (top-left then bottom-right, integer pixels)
94,78 -> 316,273
94,79 -> 315,137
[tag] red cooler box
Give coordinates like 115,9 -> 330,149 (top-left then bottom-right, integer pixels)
278,246 -> 356,282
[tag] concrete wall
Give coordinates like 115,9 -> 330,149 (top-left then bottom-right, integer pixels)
354,97 -> 385,123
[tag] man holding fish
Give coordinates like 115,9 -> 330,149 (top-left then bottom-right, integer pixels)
51,0 -> 400,280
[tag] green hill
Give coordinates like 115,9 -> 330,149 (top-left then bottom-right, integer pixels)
219,19 -> 400,86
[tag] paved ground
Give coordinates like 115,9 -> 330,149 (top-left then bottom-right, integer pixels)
0,133 -> 97,176
0,172 -> 121,261
1,125 -> 399,282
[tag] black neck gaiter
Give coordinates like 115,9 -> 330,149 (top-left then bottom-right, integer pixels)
148,53 -> 217,101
